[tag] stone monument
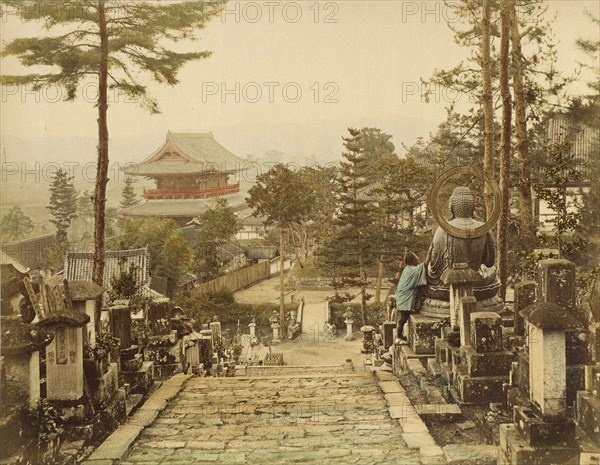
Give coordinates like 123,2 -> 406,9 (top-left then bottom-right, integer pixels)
420,167 -> 503,318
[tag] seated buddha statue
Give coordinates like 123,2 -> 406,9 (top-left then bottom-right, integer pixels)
420,186 -> 503,318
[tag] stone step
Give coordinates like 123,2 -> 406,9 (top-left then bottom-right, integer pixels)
116,369 -> 445,465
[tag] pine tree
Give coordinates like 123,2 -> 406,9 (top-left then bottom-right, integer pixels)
328,128 -> 379,325
159,232 -> 192,298
2,0 -> 222,333
0,206 -> 34,241
247,164 -> 315,335
192,198 -> 240,281
120,177 -> 141,209
47,168 -> 78,243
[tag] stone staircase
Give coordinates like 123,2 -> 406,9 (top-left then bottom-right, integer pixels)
120,367 -> 445,465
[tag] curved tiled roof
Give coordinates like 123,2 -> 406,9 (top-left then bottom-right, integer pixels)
121,194 -> 247,218
65,248 -> 149,294
123,132 -> 245,176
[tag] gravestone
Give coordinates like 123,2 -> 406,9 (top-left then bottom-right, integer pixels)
38,311 -> 89,401
498,260 -> 581,465
110,304 -> 131,350
148,298 -> 172,335
513,281 -> 535,337
210,321 -> 222,341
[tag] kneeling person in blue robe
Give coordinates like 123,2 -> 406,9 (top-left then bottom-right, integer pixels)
395,246 -> 433,343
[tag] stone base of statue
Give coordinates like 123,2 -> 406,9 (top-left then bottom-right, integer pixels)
419,282 -> 504,319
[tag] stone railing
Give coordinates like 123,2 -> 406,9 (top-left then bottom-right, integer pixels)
143,183 -> 240,200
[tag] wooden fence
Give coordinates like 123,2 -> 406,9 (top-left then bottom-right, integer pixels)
191,260 -> 270,296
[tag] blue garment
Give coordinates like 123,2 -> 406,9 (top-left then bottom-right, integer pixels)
396,263 -> 427,312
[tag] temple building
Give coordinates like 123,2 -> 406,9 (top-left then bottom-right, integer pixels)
121,132 -> 247,225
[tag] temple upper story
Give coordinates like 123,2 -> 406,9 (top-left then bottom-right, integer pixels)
123,131 -> 244,200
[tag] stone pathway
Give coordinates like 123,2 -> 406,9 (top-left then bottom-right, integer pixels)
86,367 -> 445,465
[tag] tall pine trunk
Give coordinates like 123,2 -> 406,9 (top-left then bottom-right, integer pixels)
359,253 -> 367,326
279,227 -> 286,338
375,257 -> 384,303
497,0 -> 512,301
93,0 -> 109,333
482,0 -> 495,219
509,3 -> 535,241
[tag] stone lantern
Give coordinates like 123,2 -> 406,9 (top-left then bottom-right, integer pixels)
1,316 -> 53,409
0,316 -> 53,458
269,311 -> 280,343
344,308 -> 354,341
248,317 -> 256,338
498,301 -> 580,465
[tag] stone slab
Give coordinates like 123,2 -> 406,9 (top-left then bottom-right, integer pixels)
389,404 -> 417,420
384,392 -> 411,406
443,444 -> 497,465
379,380 -> 403,393
401,432 -> 437,449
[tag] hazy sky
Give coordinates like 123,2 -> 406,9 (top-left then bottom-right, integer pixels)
1,0 -> 599,169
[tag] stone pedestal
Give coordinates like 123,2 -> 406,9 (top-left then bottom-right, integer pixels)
441,263 -> 480,328
409,314 -> 447,355
87,362 -> 119,408
454,311 -> 509,404
576,389 -> 600,445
